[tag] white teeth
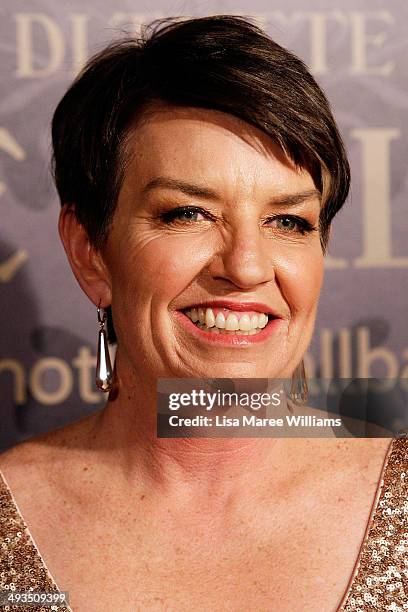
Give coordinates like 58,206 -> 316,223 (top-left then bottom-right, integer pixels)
205,308 -> 215,328
194,323 -> 260,335
258,313 -> 268,328
215,312 -> 226,328
238,314 -> 251,331
225,313 -> 239,331
250,314 -> 259,330
185,307 -> 271,333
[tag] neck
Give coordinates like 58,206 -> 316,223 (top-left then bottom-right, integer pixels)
88,353 -> 305,503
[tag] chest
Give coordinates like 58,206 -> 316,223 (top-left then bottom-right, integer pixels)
2,441 -> 391,612
34,498 -> 366,612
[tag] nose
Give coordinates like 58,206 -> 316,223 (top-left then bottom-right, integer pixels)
207,220 -> 275,290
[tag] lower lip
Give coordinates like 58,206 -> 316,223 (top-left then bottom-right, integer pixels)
174,311 -> 283,346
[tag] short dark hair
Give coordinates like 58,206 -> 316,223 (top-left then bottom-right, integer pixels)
51,14 -> 350,342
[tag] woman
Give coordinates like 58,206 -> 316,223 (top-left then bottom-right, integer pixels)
0,15 -> 406,612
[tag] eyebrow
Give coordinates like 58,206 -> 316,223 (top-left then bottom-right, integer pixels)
142,177 -> 219,199
141,176 -> 321,207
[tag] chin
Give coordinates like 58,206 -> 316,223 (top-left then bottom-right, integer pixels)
181,364 -> 281,380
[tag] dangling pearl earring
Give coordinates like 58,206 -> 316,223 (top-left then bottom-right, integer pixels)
290,359 -> 308,405
95,300 -> 113,392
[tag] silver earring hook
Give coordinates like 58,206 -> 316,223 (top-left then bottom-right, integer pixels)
97,299 -> 107,328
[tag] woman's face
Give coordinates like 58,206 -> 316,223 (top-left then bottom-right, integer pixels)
101,106 -> 324,383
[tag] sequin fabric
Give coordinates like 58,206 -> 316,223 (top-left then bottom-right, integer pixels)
0,438 -> 407,611
339,436 -> 408,611
0,471 -> 72,612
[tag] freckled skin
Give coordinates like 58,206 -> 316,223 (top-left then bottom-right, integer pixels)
0,107 -> 396,612
100,106 -> 324,386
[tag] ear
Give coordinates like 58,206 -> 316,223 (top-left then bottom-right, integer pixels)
58,204 -> 111,308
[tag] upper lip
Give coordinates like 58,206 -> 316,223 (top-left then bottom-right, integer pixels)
181,300 -> 282,318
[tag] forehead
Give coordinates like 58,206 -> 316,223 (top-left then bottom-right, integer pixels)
121,106 -> 315,196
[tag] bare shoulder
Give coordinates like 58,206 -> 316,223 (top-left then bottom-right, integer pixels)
290,437 -> 393,515
0,411 -> 101,491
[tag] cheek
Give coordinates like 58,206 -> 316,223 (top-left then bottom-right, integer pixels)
108,228 -> 216,304
276,248 -> 324,316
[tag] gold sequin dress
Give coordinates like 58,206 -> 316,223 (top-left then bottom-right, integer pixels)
0,437 -> 407,611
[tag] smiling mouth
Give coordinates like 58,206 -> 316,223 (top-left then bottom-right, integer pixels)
182,306 -> 274,336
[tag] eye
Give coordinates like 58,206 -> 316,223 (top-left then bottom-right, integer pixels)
265,214 -> 317,235
159,206 -> 208,224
